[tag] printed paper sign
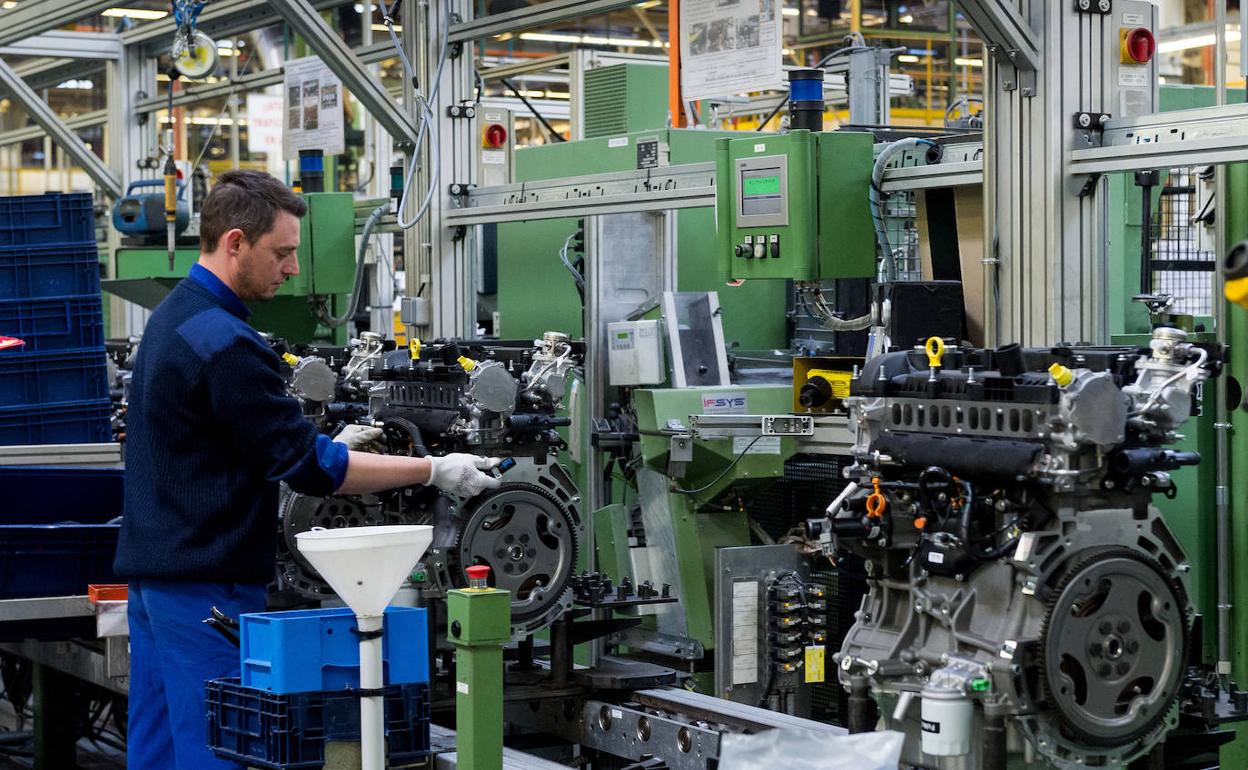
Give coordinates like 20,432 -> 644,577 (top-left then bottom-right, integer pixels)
680,0 -> 784,101
283,56 -> 345,156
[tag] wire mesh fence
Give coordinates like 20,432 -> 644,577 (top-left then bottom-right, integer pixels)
1148,167 -> 1217,317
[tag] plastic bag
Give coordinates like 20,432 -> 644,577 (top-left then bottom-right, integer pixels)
718,728 -> 904,770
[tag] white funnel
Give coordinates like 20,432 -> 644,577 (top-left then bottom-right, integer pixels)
296,524 -> 433,617
296,525 -> 433,770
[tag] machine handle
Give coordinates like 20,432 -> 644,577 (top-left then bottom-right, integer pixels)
125,178 -> 187,196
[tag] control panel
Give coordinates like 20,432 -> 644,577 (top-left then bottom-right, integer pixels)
716,130 -> 875,281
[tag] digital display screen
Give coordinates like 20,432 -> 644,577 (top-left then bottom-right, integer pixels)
741,168 -> 783,216
743,175 -> 781,197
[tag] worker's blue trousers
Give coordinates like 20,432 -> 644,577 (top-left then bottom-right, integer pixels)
126,579 -> 265,770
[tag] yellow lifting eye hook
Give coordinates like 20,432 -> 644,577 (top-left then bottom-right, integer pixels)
925,336 -> 946,383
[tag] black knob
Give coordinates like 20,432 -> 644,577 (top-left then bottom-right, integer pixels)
735,244 -> 750,258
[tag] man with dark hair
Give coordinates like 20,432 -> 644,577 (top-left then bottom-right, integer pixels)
115,170 -> 498,769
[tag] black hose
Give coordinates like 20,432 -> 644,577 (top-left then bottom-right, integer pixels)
983,712 -> 1008,770
848,679 -> 877,733
378,414 -> 429,458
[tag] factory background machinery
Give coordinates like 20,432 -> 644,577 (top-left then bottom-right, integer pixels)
4,2 -> 1248,770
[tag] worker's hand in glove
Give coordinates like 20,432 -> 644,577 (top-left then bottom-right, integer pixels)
427,453 -> 502,498
333,424 -> 386,453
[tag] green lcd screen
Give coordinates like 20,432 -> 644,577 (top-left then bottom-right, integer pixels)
743,175 -> 781,197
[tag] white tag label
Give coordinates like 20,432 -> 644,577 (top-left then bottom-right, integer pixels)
611,709 -> 623,720
456,681 -> 469,695
754,143 -> 767,153
927,551 -> 945,564
734,436 -> 781,455
608,137 -> 629,148
1122,13 -> 1145,25
1119,68 -> 1148,87
731,580 -> 759,685
481,149 -> 506,165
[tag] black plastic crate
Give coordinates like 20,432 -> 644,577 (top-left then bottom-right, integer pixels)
206,678 -> 431,770
0,398 -> 112,446
0,242 -> 101,301
0,465 -> 122,600
0,347 -> 109,405
0,194 -> 95,247
0,294 -> 104,352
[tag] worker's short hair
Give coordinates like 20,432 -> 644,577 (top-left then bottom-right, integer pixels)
199,169 -> 308,252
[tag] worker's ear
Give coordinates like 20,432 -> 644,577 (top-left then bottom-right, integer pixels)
223,228 -> 246,257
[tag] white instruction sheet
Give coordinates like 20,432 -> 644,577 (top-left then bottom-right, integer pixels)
283,56 -> 345,156
680,0 -> 783,101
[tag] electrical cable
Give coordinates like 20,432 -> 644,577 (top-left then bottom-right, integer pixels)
558,232 -> 584,292
871,138 -> 935,282
382,0 -> 449,230
317,202 -> 388,328
670,436 -> 763,495
501,78 -> 566,143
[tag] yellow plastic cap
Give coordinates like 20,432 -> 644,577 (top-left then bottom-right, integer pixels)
409,338 -> 422,361
1226,277 -> 1248,310
457,355 -> 477,372
1049,363 -> 1074,388
281,352 -> 299,367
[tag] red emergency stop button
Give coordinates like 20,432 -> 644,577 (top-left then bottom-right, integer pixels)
466,564 -> 491,589
483,123 -> 508,149
1121,27 -> 1156,64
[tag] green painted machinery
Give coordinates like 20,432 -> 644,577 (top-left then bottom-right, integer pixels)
495,129 -> 790,351
103,192 -> 357,344
714,129 -> 876,282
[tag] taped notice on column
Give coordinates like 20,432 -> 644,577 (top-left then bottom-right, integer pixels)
680,0 -> 784,102
283,56 -> 345,156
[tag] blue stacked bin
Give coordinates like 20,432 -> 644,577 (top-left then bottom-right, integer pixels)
208,607 -> 433,768
0,193 -> 110,446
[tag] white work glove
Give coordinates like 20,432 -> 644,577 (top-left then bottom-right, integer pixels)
427,453 -> 502,498
333,424 -> 385,453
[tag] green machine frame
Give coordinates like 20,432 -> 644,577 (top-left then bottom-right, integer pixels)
494,129 -> 791,352
104,191 -> 358,344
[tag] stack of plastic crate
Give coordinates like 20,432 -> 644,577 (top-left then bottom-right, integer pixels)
0,193 -> 110,445
207,607 -> 432,769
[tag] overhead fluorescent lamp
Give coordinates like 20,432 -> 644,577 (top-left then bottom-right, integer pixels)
371,23 -> 401,32
1,2 -> 17,9
102,7 -> 169,20
897,55 -> 920,63
782,7 -> 800,16
1158,29 -> 1240,54
518,31 -> 665,48
954,57 -> 983,67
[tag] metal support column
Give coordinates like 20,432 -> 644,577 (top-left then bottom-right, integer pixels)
422,0 -> 476,337
268,0 -> 419,147
977,1 -> 1158,345
0,57 -> 122,198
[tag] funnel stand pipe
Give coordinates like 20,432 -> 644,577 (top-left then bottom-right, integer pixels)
358,614 -> 385,770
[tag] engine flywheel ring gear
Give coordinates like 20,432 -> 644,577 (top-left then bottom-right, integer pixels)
455,482 -> 578,636
277,487 -> 425,598
1039,547 -> 1188,749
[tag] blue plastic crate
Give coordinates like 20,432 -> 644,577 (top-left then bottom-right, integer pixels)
0,347 -> 109,405
206,678 -> 431,770
0,194 -> 95,247
0,398 -> 112,446
241,607 -> 429,694
0,295 -> 104,352
0,242 -> 101,301
0,465 -> 122,599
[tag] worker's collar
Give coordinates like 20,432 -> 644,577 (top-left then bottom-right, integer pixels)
187,263 -> 251,320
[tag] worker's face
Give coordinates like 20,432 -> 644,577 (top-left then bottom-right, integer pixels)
224,211 -> 301,302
